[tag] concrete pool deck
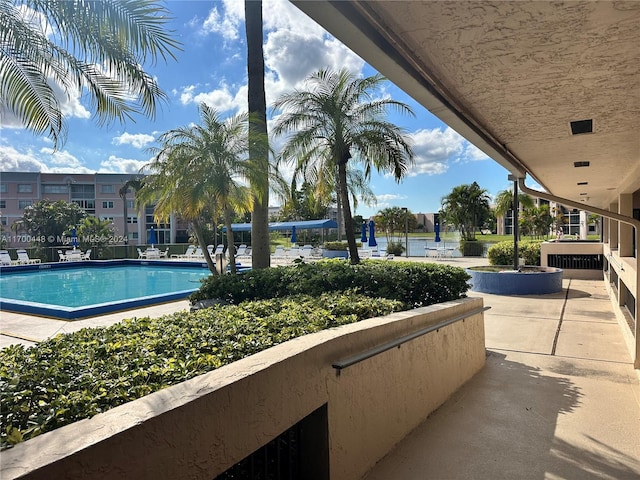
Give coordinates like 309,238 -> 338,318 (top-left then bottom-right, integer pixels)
1,256 -> 638,478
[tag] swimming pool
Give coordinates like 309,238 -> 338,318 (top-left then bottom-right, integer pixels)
0,260 -> 211,320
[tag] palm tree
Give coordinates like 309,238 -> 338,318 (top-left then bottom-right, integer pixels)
118,178 -> 142,245
140,104 -> 280,274
290,159 -> 377,240
493,188 -> 535,238
244,0 -> 271,269
440,182 -> 491,241
273,69 -> 414,263
1,0 -> 180,148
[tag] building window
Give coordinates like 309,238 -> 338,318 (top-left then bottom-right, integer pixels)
102,201 -> 114,209
43,185 -> 69,194
0,184 -> 7,193
72,199 -> 95,214
18,200 -> 33,209
101,185 -> 115,194
127,216 -> 138,224
127,200 -> 135,209
17,184 -> 32,193
0,200 -> 5,209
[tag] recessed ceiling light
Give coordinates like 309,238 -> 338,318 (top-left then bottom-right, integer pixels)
577,181 -> 588,185
574,161 -> 590,168
570,119 -> 593,135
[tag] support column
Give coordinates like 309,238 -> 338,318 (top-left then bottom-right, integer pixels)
609,202 -> 619,249
619,194 -> 633,257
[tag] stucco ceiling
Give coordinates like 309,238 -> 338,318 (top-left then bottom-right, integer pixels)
292,1 -> 640,210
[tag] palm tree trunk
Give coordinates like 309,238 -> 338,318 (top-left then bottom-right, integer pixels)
224,208 -> 237,274
337,162 -> 360,264
192,218 -> 217,274
245,0 -> 270,270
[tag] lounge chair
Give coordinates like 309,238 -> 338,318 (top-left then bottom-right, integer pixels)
58,250 -> 68,262
66,250 -> 82,261
82,249 -> 92,260
0,250 -> 16,266
16,249 -> 41,264
213,244 -> 225,256
159,249 -> 168,258
137,248 -> 147,259
172,245 -> 196,259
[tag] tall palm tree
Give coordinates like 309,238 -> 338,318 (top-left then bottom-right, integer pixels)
290,159 -> 377,240
1,0 -> 180,148
140,104 -> 279,274
118,178 -> 142,245
273,69 -> 414,263
244,0 -> 271,269
493,189 -> 535,219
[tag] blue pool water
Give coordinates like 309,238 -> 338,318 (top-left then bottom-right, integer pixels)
0,261 -> 211,319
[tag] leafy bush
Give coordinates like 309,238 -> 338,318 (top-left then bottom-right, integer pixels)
0,292 -> 402,449
459,240 -> 485,257
487,240 -> 543,266
385,241 -> 404,256
324,241 -> 353,250
192,259 -> 470,308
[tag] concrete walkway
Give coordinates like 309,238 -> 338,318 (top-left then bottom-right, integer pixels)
364,277 -> 640,480
2,257 -> 639,480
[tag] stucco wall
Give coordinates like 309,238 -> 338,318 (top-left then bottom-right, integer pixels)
1,298 -> 486,480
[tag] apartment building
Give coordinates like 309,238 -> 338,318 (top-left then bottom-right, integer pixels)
0,172 -> 188,248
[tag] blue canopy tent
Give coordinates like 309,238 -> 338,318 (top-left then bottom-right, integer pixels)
222,219 -> 339,247
223,219 -> 339,232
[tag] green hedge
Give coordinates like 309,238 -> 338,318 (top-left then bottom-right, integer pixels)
487,240 -> 543,266
191,259 -> 471,308
0,292 -> 402,449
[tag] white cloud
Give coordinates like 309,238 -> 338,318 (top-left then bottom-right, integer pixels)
200,1 -> 242,41
183,0 -> 365,117
99,155 -> 150,174
406,127 -> 467,177
0,145 -> 49,171
112,132 -> 155,149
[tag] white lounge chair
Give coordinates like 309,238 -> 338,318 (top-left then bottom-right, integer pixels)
16,249 -> 41,264
66,250 -> 82,261
173,245 -> 196,259
82,249 -> 92,260
137,248 -> 147,259
58,250 -> 68,262
0,250 -> 16,266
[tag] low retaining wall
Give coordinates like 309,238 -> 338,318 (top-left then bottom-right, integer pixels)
1,298 -> 486,480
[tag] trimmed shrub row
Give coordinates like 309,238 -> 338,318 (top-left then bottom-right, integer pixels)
487,240 -> 543,266
0,292 -> 402,449
191,259 -> 471,308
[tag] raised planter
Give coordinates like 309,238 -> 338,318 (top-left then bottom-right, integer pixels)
467,266 -> 563,295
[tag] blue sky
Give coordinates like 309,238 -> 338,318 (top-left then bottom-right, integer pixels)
0,0 -> 513,217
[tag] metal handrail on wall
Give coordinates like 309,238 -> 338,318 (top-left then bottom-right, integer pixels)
332,306 -> 491,373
